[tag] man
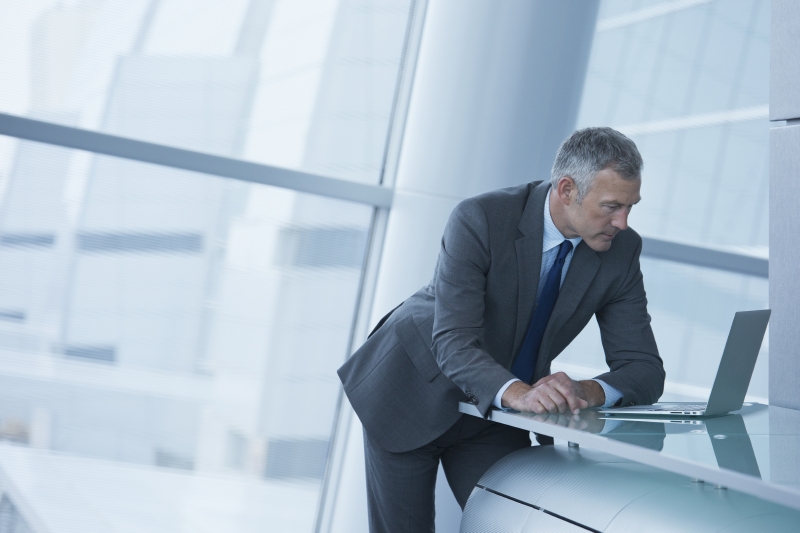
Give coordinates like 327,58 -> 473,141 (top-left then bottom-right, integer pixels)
338,127 -> 665,532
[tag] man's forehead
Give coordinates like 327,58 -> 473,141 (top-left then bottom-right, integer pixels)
594,179 -> 641,203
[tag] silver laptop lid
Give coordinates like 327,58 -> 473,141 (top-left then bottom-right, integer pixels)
705,310 -> 771,416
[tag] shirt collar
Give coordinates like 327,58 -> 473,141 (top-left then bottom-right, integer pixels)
543,188 -> 582,253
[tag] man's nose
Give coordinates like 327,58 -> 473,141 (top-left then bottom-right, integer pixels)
611,210 -> 629,231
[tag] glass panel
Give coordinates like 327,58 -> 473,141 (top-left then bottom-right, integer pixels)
572,0 -> 771,402
554,258 -> 769,402
581,0 -> 769,250
0,138 -> 373,532
0,0 -> 414,184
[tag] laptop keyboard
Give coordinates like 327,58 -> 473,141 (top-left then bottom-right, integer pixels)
649,404 -> 706,411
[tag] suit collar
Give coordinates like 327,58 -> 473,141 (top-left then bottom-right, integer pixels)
517,181 -> 551,236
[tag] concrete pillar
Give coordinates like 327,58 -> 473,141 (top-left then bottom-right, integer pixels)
769,0 -> 800,409
374,0 -> 600,315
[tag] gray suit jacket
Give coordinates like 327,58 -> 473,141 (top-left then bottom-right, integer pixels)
338,181 -> 664,453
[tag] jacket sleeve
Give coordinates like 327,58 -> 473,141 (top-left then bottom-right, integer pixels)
592,239 -> 665,406
431,199 -> 518,415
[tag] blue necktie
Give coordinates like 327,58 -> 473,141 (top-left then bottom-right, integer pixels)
510,239 -> 574,384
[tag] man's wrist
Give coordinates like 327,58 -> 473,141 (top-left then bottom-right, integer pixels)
501,380 -> 532,409
578,379 -> 605,407
494,378 -> 521,408
592,379 -> 623,407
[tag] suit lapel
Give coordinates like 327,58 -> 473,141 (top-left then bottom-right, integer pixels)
533,241 -> 601,380
513,235 -> 542,356
512,182 -> 550,358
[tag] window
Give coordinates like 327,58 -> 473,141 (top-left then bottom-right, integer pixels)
556,0 -> 770,402
0,1 -> 415,531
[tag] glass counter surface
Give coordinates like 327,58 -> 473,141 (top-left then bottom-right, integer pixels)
458,402 -> 800,511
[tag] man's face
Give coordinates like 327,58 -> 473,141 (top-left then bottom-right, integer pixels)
561,169 -> 641,252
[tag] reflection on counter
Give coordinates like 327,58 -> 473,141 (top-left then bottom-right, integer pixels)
518,408 -> 765,479
506,404 -> 779,480
460,401 -> 800,508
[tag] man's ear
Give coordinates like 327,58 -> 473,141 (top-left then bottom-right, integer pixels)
555,176 -> 577,205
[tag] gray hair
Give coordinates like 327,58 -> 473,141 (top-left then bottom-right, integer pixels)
550,127 -> 642,202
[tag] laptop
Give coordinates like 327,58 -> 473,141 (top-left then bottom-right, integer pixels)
599,309 -> 771,417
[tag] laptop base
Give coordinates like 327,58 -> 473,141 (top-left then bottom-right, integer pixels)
600,402 -> 708,416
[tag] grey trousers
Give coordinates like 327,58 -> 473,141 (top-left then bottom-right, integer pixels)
363,414 -> 531,533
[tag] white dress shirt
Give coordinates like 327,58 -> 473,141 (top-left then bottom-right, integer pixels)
492,190 -> 623,409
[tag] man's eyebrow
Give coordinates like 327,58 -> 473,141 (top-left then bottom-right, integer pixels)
602,198 -> 641,206
602,200 -> 640,207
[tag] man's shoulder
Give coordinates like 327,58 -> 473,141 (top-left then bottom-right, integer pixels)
467,181 -> 537,207
454,181 -> 539,219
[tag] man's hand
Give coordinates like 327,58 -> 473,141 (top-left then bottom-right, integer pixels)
501,372 -> 606,414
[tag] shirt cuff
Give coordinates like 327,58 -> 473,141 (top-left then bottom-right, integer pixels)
593,379 -> 623,408
493,378 -> 521,409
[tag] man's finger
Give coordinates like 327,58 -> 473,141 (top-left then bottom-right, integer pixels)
531,399 -> 548,415
550,380 -> 585,413
551,378 -> 590,412
533,385 -> 571,414
522,389 -> 548,413
571,396 -> 589,414
573,399 -> 589,415
533,383 -> 570,413
534,391 -> 559,414
545,388 -> 569,413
